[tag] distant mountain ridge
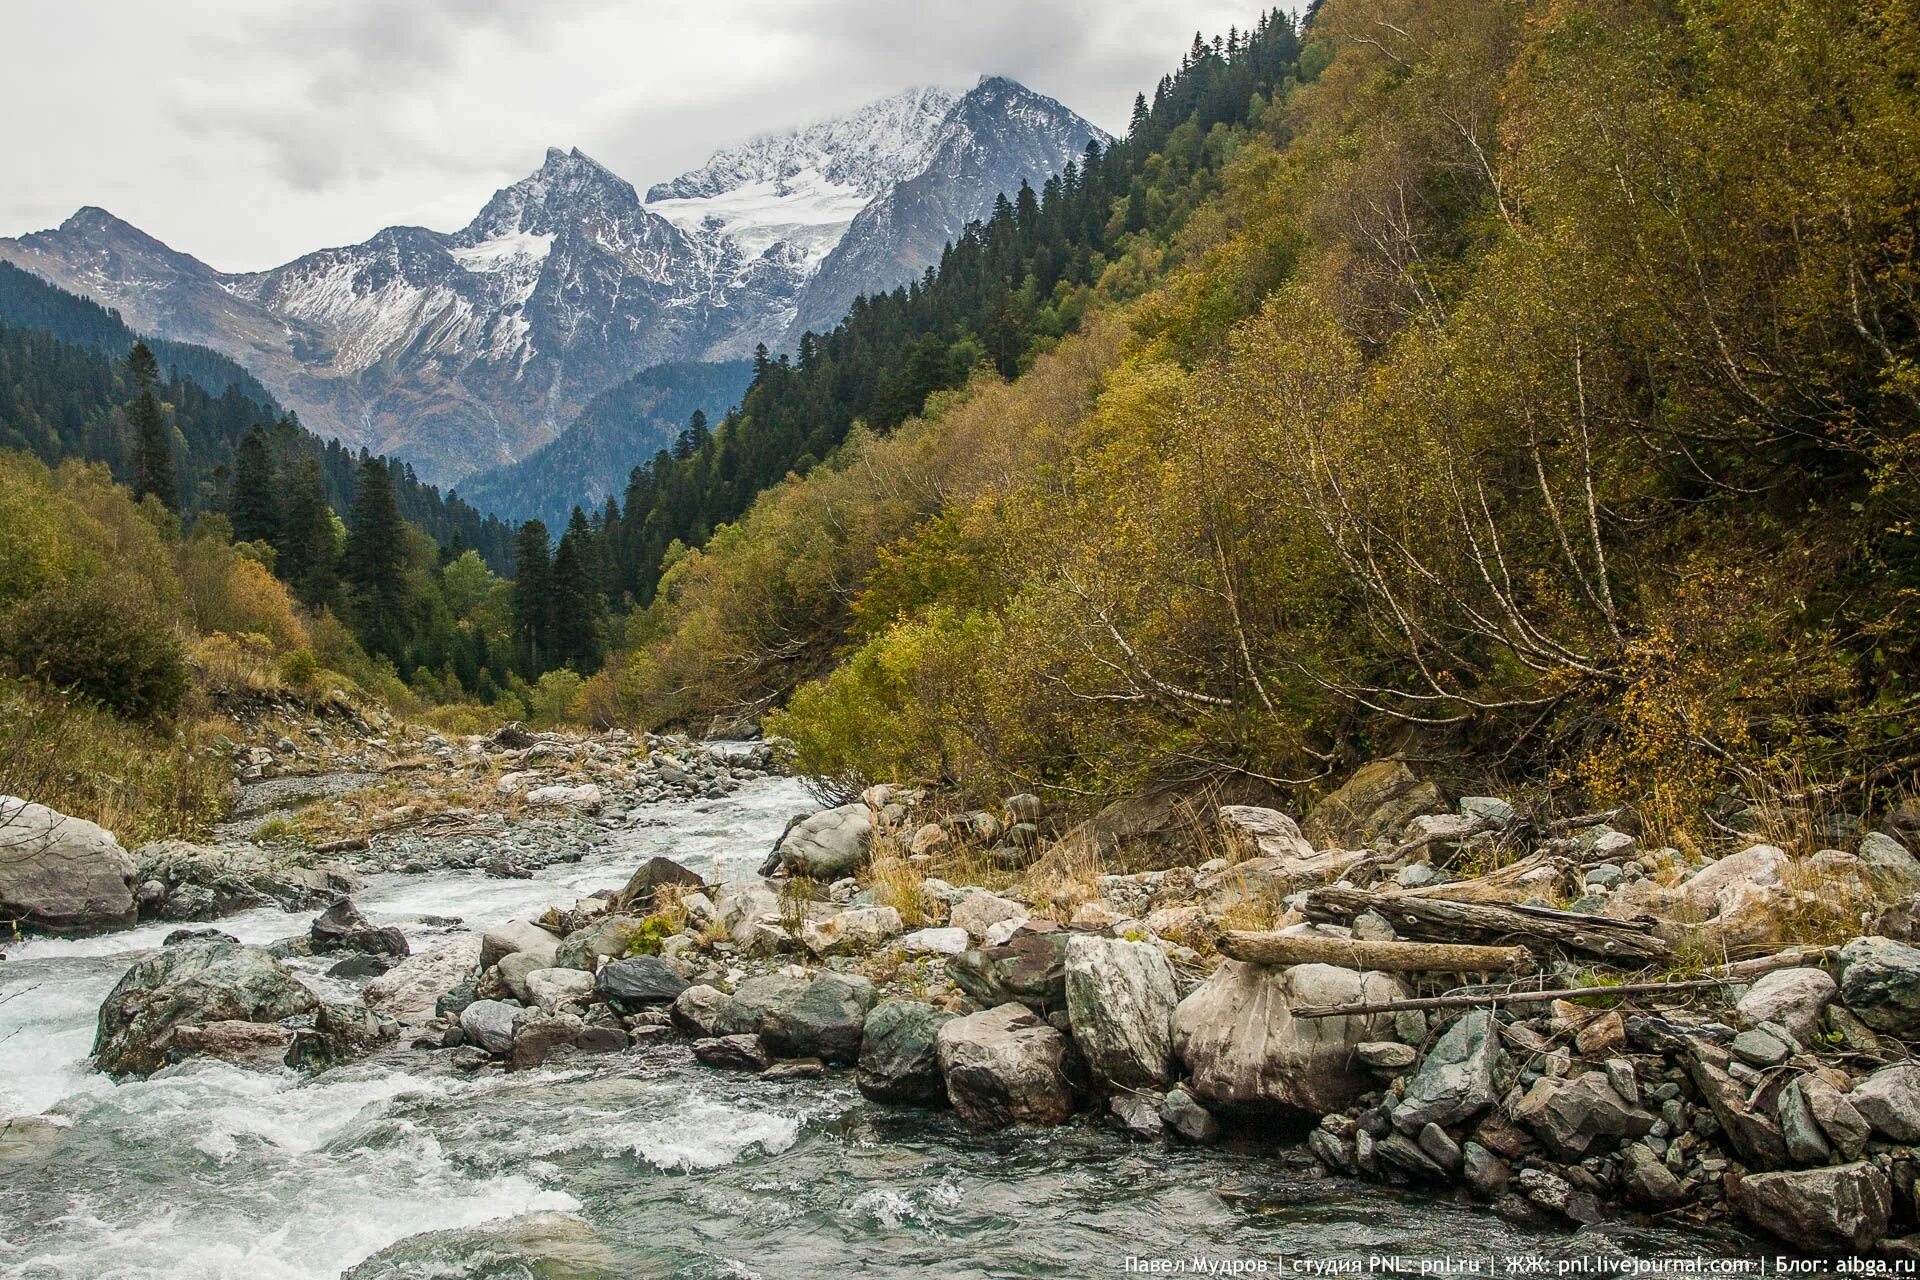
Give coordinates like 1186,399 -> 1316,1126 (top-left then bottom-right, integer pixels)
0,78 -> 1105,491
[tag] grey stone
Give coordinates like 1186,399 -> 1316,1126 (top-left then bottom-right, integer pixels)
761,803 -> 871,878
1859,832 -> 1920,886
364,935 -> 482,1021
1778,1076 -> 1833,1164
1620,1142 -> 1684,1207
1111,1093 -> 1166,1141
1358,1041 -> 1417,1070
1735,1163 -> 1892,1251
694,1034 -> 771,1072
1350,911 -> 1396,942
523,967 -> 593,1011
949,891 -> 1028,940
1461,1141 -> 1508,1198
668,984 -> 730,1036
92,940 -> 318,1078
1396,862 -> 1436,888
1736,967 -> 1836,1046
1848,1063 -> 1920,1143
1064,935 -> 1177,1089
459,999 -> 524,1055
950,922 -> 1071,1014
1838,936 -> 1920,1034
1730,1021 -> 1797,1067
1687,1043 -> 1790,1168
496,951 -> 547,1003
1307,1127 -> 1352,1173
856,1000 -> 955,1105
1160,1086 -> 1220,1144
715,971 -> 875,1063
0,796 -> 137,934
1460,796 -> 1517,828
1392,1009 -> 1504,1133
1603,1057 -> 1639,1107
479,919 -> 560,970
1417,1122 -> 1461,1172
937,1002 -> 1081,1129
1511,1071 -> 1655,1159
1174,960 -> 1404,1119
1799,1074 -> 1870,1159
594,956 -> 689,1007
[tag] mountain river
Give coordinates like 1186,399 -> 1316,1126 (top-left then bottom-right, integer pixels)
0,776 -> 1765,1277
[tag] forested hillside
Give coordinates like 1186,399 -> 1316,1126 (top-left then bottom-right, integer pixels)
0,262 -> 514,566
595,0 -> 1920,835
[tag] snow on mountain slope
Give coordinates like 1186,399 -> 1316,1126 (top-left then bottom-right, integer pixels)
0,83 -> 1105,493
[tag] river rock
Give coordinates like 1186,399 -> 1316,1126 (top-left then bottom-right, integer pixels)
1859,832 -> 1920,886
480,919 -> 561,970
1680,843 -> 1790,917
1735,1162 -> 1892,1251
364,935 -> 482,1020
760,804 -> 871,878
670,984 -> 730,1035
1161,1086 -> 1221,1144
1392,1009 -> 1505,1133
93,940 -> 319,1078
1511,1071 -> 1655,1158
1216,806 -> 1317,860
162,1019 -> 295,1069
554,915 -> 644,970
936,1002 -> 1082,1129
342,1211 -> 613,1279
900,926 -> 968,956
615,855 -> 703,909
1174,961 -> 1406,1119
715,972 -> 875,1063
524,967 -> 594,1011
1687,1042 -> 1790,1168
510,1010 -> 584,1070
0,796 -> 138,933
1301,760 -> 1443,849
712,881 -> 780,944
285,1001 -> 395,1072
459,999 -> 524,1054
308,899 -> 409,960
694,1034 -> 771,1072
1111,1093 -> 1166,1140
595,955 -> 689,1007
1730,1020 -> 1797,1067
1619,1142 -> 1684,1207
1736,967 -> 1836,1045
1064,935 -> 1177,1089
525,783 -> 602,812
799,905 -> 903,956
497,951 -> 550,1003
1838,935 -> 1920,1034
950,922 -> 1071,1013
1847,1063 -> 1920,1143
950,891 -> 1028,940
1798,1073 -> 1870,1160
857,999 -> 956,1104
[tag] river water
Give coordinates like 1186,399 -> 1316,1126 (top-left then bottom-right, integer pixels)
0,776 -> 1759,1278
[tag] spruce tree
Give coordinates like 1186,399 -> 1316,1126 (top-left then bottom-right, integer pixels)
278,455 -> 339,606
228,425 -> 277,545
551,507 -> 605,672
343,454 -> 411,663
125,342 -> 177,512
511,519 -> 554,675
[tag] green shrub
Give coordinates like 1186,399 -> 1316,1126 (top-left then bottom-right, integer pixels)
1,576 -> 189,722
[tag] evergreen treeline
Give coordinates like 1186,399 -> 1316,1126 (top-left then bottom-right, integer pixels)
602,14 -> 1304,605
0,263 -> 514,568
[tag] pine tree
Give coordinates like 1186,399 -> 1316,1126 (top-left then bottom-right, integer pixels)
125,342 -> 177,512
228,425 -> 277,545
343,454 -> 411,663
551,507 -> 605,672
278,455 -> 339,606
511,519 -> 554,675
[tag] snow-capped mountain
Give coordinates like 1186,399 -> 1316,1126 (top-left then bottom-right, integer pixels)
0,78 -> 1105,490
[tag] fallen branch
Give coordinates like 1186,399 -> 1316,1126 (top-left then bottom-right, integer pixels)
1302,885 -> 1671,964
1217,931 -> 1533,974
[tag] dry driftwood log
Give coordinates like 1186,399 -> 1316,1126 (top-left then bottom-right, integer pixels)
1300,885 -> 1672,964
1288,946 -> 1830,1019
1216,931 -> 1533,974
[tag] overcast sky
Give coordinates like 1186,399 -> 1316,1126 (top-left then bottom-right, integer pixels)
1,0 -> 1278,272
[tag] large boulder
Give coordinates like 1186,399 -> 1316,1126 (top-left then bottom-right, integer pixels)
1173,961 -> 1406,1118
950,922 -> 1072,1014
1859,832 -> 1920,887
799,905 -> 903,957
1215,806 -> 1317,860
949,891 -> 1028,940
510,1010 -> 585,1070
936,1002 -> 1082,1128
669,984 -> 731,1036
1734,1163 -> 1892,1251
524,967 -> 594,1011
309,899 -> 409,960
615,856 -> 703,910
596,955 -> 690,1007
711,881 -> 780,945
714,972 -> 876,1063
1837,936 -> 1920,1035
1301,761 -> 1443,849
480,919 -> 561,970
1847,1063 -> 1920,1143
1392,1009 -> 1506,1133
760,804 -> 870,879
364,935 -> 482,1020
93,940 -> 318,1078
553,916 -> 644,970
285,1001 -> 397,1073
0,796 -> 137,933
857,1000 -> 956,1104
1679,844 -> 1791,918
459,999 -> 524,1054
1064,935 -> 1177,1089
135,840 -> 356,921
1735,967 -> 1836,1046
